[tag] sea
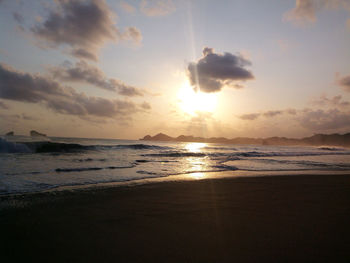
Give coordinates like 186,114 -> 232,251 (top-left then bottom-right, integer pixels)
1,135 -> 350,195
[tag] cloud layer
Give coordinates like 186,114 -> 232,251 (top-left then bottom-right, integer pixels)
188,47 -> 254,93
238,96 -> 350,132
32,0 -> 142,61
50,61 -> 143,96
0,63 -> 148,119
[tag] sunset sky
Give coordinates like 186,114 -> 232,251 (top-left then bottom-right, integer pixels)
1,0 -> 350,139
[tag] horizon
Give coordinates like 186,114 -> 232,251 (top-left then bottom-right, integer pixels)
3,130 -> 350,141
1,0 -> 350,139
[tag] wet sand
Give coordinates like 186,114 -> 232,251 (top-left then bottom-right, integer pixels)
1,173 -> 350,262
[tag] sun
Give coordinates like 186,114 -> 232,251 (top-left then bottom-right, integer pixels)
177,83 -> 218,115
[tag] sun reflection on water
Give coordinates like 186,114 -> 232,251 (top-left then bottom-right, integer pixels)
190,172 -> 206,180
185,142 -> 206,152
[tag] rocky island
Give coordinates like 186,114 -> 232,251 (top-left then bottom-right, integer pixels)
141,132 -> 350,147
30,130 -> 46,137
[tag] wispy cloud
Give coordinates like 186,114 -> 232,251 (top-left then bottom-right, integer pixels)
311,94 -> 350,108
298,108 -> 350,131
140,0 -> 175,17
49,61 -> 144,96
120,1 -> 136,14
284,0 -> 350,27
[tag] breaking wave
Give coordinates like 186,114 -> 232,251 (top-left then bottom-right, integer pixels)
0,139 -> 171,153
0,138 -> 32,153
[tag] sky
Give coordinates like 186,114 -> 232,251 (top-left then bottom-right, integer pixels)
1,0 -> 350,139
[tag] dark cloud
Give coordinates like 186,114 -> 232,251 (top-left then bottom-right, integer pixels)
140,0 -> 175,16
298,108 -> 350,131
239,113 -> 260,120
0,63 -> 145,119
263,110 -> 283,118
32,0 -> 142,61
50,61 -> 143,96
0,63 -> 69,103
188,47 -> 254,93
338,74 -> 350,92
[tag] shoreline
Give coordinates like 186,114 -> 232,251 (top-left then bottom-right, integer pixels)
1,172 -> 350,262
1,169 -> 350,201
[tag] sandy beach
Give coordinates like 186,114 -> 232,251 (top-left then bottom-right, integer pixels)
1,173 -> 350,263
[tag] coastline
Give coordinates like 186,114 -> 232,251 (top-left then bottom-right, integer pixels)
1,172 -> 350,262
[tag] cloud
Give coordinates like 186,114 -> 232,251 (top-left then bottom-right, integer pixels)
286,108 -> 297,115
120,1 -> 136,14
31,0 -> 142,61
140,0 -> 175,16
12,12 -> 24,24
188,47 -> 254,93
311,94 -> 350,108
239,109 -> 296,120
263,110 -> 283,118
239,113 -> 260,120
338,74 -> 350,91
49,61 -> 143,96
0,100 -> 9,109
298,108 -> 350,131
22,113 -> 39,121
284,0 -> 350,26
140,101 -> 151,110
239,105 -> 350,132
0,63 -> 145,119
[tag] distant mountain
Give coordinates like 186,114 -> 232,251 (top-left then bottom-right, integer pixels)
5,131 -> 14,136
30,130 -> 46,137
141,133 -> 350,147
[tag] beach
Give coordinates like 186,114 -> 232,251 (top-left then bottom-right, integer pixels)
1,173 -> 350,262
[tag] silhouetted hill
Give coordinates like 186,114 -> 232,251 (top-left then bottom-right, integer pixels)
141,133 -> 350,147
30,130 -> 46,137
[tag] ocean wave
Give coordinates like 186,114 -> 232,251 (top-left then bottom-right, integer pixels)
73,158 -> 107,162
55,164 -> 136,172
143,152 -> 207,157
203,146 -> 238,151
317,146 -> 345,151
142,149 -> 350,160
1,140 -> 172,153
110,144 -> 171,150
0,138 -> 32,153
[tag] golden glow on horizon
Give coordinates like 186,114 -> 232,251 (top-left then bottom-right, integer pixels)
177,83 -> 218,115
185,142 -> 206,152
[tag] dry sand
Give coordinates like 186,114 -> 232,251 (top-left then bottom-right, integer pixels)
1,173 -> 350,262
